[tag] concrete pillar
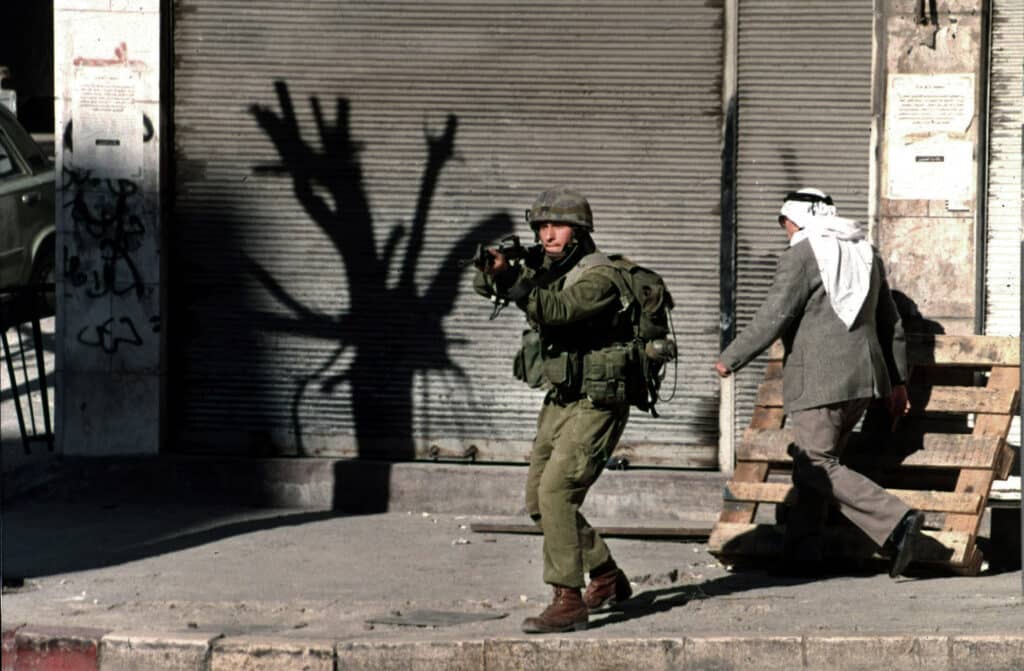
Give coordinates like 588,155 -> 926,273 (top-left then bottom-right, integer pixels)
54,0 -> 162,455
874,1 -> 988,335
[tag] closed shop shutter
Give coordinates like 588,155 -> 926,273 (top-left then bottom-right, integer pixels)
171,1 -> 724,467
732,1 -> 873,434
984,0 -> 1022,446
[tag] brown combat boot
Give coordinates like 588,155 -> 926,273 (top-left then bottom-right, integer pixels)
583,566 -> 632,612
521,586 -> 588,634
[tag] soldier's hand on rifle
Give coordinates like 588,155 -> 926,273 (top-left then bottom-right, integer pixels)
483,248 -> 510,276
714,361 -> 732,378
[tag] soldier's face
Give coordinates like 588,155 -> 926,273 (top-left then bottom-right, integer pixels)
536,222 -> 574,258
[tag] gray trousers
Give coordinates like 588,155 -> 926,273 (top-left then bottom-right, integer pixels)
787,398 -> 910,550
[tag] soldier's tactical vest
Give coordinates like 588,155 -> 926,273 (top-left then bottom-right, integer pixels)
513,252 -> 675,414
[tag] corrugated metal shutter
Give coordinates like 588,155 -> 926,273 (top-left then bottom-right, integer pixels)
732,1 -> 873,435
984,0 -> 1022,447
171,0 -> 724,467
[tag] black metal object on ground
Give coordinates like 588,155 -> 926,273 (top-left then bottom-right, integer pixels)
470,520 -> 712,540
0,284 -> 54,454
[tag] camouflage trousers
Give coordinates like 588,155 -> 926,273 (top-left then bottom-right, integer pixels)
525,394 -> 630,588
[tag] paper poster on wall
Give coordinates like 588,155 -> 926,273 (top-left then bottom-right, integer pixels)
885,73 -> 975,201
71,66 -> 143,179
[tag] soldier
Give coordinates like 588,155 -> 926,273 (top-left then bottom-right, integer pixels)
715,188 -> 924,578
474,188 -> 634,633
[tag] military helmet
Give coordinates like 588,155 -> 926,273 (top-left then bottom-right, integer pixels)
526,188 -> 594,231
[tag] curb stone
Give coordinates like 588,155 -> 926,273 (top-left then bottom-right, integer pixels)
949,635 -> 1024,671
100,631 -> 222,671
2,626 -> 25,671
803,636 -> 949,671
336,640 -> 485,671
685,636 -> 803,671
486,638 -> 683,671
10,625 -> 109,671
4,627 -> 1024,670
209,636 -> 334,671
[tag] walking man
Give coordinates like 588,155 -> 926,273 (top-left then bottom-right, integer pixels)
474,187 -> 634,632
715,188 -> 925,578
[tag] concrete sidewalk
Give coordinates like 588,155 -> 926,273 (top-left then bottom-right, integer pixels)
3,502 -> 1022,669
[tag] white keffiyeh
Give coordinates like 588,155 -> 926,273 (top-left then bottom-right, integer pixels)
781,189 -> 873,329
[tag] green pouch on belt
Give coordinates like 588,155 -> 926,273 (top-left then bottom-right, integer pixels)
513,329 -> 545,388
541,351 -> 570,387
582,345 -> 630,406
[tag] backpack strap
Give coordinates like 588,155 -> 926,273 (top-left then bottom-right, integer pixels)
563,251 -> 633,311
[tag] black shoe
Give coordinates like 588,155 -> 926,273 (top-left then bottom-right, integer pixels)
888,510 -> 925,578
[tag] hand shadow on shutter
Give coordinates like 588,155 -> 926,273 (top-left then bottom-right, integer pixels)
244,81 -> 513,512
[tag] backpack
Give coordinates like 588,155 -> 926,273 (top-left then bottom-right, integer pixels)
607,255 -> 676,416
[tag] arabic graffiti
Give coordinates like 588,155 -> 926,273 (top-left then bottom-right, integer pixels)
61,115 -> 157,358
76,317 -> 142,353
61,174 -> 146,299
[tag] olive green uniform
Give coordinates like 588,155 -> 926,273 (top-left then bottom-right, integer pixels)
475,252 -> 631,588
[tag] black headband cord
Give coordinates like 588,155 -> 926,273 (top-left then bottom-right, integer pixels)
783,191 -> 833,206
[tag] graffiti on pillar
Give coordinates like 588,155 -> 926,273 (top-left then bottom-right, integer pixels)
62,172 -> 146,299
61,46 -> 158,356
76,316 -> 142,353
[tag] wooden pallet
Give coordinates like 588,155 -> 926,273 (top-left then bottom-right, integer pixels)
708,334 -> 1020,575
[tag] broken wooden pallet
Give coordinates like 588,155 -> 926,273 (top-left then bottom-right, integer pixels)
708,334 -> 1019,575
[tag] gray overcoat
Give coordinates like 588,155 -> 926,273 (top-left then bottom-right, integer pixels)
720,238 -> 907,414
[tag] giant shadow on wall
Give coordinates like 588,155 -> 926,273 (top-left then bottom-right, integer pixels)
249,82 -> 512,510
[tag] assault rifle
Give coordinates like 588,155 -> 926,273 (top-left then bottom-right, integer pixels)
461,235 -> 543,272
462,235 -> 544,319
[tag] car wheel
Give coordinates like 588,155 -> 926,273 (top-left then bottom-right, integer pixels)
29,236 -> 56,317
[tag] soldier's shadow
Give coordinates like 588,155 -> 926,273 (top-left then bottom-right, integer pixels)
584,569 -> 835,629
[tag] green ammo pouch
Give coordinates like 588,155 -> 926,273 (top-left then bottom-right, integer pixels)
541,351 -> 571,387
513,329 -> 545,388
582,345 -> 631,406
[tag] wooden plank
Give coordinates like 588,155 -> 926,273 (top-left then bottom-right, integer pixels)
708,522 -> 970,565
942,366 -> 1019,539
909,385 -> 1018,415
755,379 -> 784,407
749,406 -> 785,428
764,360 -> 783,380
722,482 -> 982,515
469,521 -> 712,539
716,462 -> 769,524
738,428 -> 1003,469
715,386 -> 785,527
950,545 -> 985,576
907,334 -> 1020,367
995,441 -> 1016,481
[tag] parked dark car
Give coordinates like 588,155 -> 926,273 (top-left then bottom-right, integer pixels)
0,103 -> 54,312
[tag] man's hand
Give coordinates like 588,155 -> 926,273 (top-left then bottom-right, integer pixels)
483,248 -> 509,276
886,383 -> 910,420
714,361 -> 732,378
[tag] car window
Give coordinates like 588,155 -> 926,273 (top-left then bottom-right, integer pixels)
0,106 -> 46,174
0,133 -> 22,179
